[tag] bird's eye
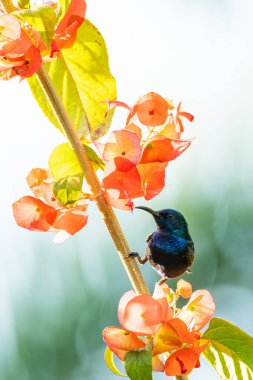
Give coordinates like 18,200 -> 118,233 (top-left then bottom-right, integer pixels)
168,214 -> 175,219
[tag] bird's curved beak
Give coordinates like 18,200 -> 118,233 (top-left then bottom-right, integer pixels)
134,206 -> 159,216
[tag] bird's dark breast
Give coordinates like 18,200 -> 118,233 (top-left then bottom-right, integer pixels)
147,234 -> 194,278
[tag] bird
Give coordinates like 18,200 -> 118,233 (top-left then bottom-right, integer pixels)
128,206 -> 195,285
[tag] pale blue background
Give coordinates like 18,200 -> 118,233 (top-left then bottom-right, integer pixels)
0,0 -> 253,378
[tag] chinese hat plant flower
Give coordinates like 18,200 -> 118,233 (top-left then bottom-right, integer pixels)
103,281 -> 215,377
12,91 -> 194,239
0,0 -> 86,79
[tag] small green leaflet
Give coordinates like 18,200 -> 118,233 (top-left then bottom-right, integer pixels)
125,350 -> 152,380
12,5 -> 56,47
104,347 -> 126,377
52,175 -> 83,205
203,318 -> 253,380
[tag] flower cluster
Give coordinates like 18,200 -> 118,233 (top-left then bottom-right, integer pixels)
101,92 -> 194,210
0,0 -> 86,79
12,91 -> 194,239
12,168 -> 88,242
103,280 -> 215,377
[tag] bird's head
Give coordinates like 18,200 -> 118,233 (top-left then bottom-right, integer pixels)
135,206 -> 191,238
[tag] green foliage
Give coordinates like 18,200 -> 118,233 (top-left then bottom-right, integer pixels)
13,6 -> 56,47
124,350 -> 152,380
104,347 -> 126,377
49,143 -> 83,180
49,142 -> 103,181
53,175 -> 83,205
203,318 -> 253,380
28,19 -> 116,138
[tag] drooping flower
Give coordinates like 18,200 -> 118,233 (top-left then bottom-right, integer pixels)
103,281 -> 215,377
0,0 -> 86,79
102,92 -> 194,210
12,168 -> 88,242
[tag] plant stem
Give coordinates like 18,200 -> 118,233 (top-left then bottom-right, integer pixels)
35,67 -> 149,295
176,376 -> 189,380
0,0 -> 149,295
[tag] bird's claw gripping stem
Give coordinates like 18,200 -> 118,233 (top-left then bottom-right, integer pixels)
126,252 -> 149,265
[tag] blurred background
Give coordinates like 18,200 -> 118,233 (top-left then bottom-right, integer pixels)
0,0 -> 253,379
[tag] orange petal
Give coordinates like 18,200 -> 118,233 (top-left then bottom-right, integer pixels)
0,14 -> 21,52
102,326 -> 145,353
164,348 -> 199,376
26,168 -> 50,195
177,279 -> 192,299
12,196 -> 55,232
107,346 -> 127,361
125,123 -> 142,141
103,130 -> 141,164
158,117 -> 181,139
153,282 -> 173,322
137,162 -> 167,200
141,135 -> 191,164
118,290 -> 136,326
46,205 -> 88,235
122,295 -> 162,335
152,355 -> 165,372
153,319 -> 189,356
16,45 -> 42,78
104,192 -> 134,211
102,158 -> 142,200
53,0 -> 86,50
177,289 -> 215,332
135,92 -> 169,126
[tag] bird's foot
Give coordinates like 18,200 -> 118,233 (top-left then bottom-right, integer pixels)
186,268 -> 192,275
158,276 -> 168,286
126,252 -> 148,265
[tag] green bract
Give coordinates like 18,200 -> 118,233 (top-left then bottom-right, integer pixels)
203,318 -> 253,380
28,19 -> 116,138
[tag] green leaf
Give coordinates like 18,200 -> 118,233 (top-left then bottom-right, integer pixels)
28,19 -> 116,139
13,5 -> 56,47
52,175 -> 83,205
203,318 -> 253,380
49,143 -> 83,180
83,144 -> 104,171
48,143 -> 103,181
104,347 -> 126,377
125,350 -> 152,380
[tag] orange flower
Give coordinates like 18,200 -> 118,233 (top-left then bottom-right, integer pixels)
136,162 -> 167,200
101,93 -> 194,210
102,130 -> 141,164
141,135 -> 192,164
102,157 -> 142,201
0,0 -> 86,79
103,283 -> 214,377
0,20 -> 42,79
129,92 -> 172,127
177,279 -> 192,299
51,0 -> 86,52
12,168 -> 88,242
177,289 -> 215,331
